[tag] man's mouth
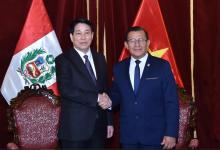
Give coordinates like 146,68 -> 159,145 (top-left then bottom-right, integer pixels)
80,42 -> 88,45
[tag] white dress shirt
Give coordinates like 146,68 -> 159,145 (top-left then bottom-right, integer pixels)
74,47 -> 97,79
129,53 -> 148,90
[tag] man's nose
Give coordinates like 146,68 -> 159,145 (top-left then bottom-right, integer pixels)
134,40 -> 141,46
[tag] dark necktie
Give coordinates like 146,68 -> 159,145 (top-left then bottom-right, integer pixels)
134,60 -> 141,94
84,55 -> 96,85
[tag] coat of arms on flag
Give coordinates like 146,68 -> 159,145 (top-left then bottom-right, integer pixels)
1,0 -> 62,104
17,48 -> 56,85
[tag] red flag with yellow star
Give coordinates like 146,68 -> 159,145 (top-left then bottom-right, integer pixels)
119,0 -> 184,87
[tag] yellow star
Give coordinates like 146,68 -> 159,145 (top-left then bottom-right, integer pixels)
148,48 -> 169,58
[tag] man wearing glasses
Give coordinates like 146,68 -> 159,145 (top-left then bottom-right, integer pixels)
109,26 -> 179,149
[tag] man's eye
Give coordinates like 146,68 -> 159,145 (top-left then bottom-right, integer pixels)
85,32 -> 91,35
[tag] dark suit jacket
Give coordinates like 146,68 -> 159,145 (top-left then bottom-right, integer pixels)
110,54 -> 179,145
55,48 -> 111,141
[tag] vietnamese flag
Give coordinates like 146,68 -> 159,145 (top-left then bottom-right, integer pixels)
1,0 -> 62,104
119,0 -> 184,88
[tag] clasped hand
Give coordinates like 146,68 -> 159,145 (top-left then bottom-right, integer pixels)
98,93 -> 112,109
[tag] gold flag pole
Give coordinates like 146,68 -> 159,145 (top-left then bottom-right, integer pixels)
190,0 -> 197,139
86,0 -> 90,19
190,0 -> 195,101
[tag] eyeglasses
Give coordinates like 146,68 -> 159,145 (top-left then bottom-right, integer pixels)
127,38 -> 147,45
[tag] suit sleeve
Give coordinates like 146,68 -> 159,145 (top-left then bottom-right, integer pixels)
108,65 -> 121,107
99,54 -> 113,126
163,62 -> 179,138
55,55 -> 97,107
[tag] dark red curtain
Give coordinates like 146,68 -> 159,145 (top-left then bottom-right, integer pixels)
0,0 -> 219,148
194,0 -> 220,148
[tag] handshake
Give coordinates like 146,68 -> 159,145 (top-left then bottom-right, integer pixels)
98,93 -> 112,109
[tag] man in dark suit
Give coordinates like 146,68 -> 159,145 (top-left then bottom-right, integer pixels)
109,26 -> 179,149
55,18 -> 113,149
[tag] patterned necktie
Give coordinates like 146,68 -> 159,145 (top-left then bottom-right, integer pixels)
84,55 -> 96,85
134,60 -> 141,94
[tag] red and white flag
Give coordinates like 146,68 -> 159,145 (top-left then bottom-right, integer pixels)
119,0 -> 184,87
1,0 -> 62,104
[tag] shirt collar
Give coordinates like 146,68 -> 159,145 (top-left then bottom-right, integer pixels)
74,47 -> 92,59
130,53 -> 148,64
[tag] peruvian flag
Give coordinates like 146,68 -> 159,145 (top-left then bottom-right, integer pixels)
119,0 -> 184,87
1,0 -> 62,104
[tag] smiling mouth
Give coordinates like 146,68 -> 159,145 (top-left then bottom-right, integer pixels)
80,42 -> 88,45
134,49 -> 142,51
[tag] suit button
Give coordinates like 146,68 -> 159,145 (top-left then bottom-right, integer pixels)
134,101 -> 138,105
135,115 -> 139,119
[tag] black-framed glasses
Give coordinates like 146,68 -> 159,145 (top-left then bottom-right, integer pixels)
127,38 -> 147,45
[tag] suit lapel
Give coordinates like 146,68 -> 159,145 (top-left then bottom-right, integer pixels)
123,58 -> 135,95
136,54 -> 152,96
91,51 -> 102,87
66,49 -> 97,87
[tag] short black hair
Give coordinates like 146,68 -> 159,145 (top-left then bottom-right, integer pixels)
69,18 -> 94,33
125,26 -> 149,41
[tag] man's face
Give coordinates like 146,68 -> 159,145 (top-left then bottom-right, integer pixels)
125,30 -> 150,59
70,23 -> 94,53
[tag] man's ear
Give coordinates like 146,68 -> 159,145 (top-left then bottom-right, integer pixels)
146,40 -> 150,47
91,32 -> 94,39
70,33 -> 73,42
124,41 -> 128,49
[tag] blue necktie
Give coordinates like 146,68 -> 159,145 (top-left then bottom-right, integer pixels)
84,55 -> 96,85
134,60 -> 141,94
